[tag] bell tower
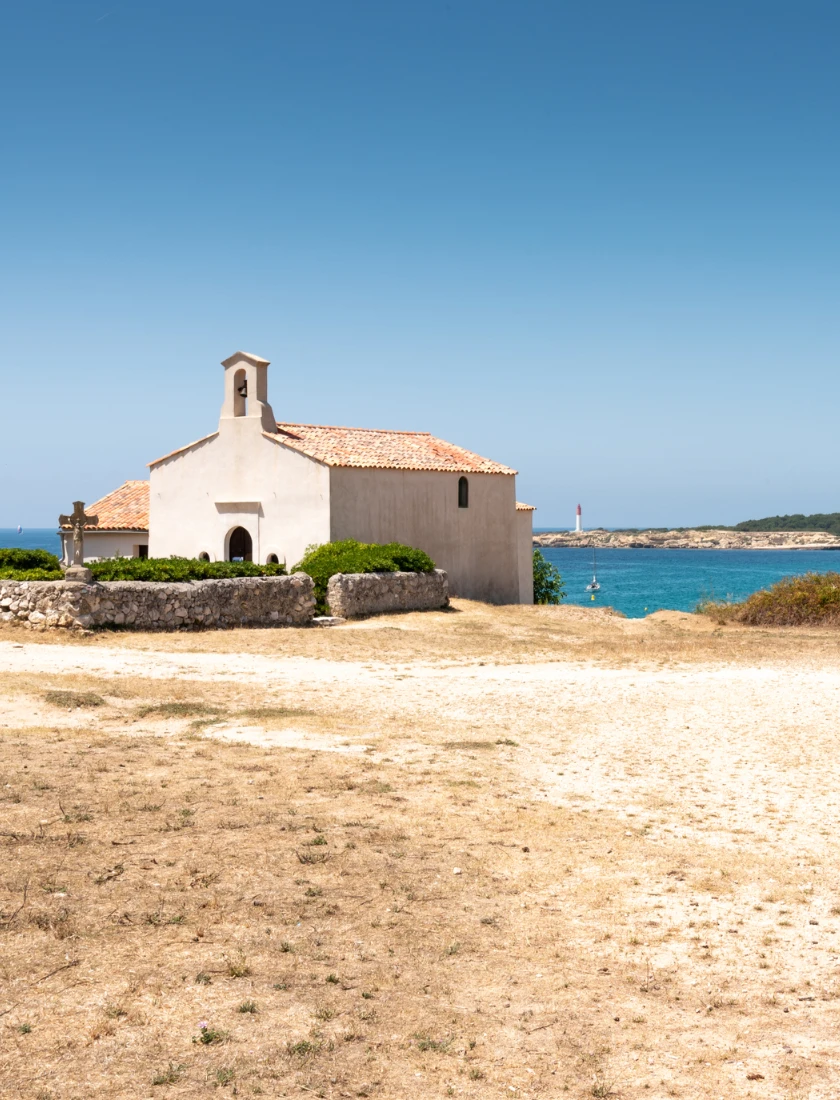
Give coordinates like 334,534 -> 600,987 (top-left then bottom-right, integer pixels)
219,351 -> 277,433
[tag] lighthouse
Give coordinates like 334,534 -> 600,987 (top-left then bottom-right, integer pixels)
575,503 -> 582,533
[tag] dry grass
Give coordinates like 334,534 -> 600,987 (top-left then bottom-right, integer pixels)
1,601 -> 840,1097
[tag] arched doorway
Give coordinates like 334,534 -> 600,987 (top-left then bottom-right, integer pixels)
228,526 -> 253,562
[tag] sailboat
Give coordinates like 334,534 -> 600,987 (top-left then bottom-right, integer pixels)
16,525 -> 22,534
585,545 -> 600,591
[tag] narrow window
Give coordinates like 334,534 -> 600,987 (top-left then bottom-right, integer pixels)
138,544 -> 149,559
266,553 -> 279,565
458,476 -> 469,508
198,551 -> 210,562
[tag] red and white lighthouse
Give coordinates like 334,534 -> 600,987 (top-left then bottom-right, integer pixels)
575,503 -> 582,533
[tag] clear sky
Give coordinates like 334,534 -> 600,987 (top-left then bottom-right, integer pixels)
1,1 -> 838,529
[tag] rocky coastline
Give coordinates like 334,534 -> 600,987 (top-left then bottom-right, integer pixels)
533,529 -> 840,551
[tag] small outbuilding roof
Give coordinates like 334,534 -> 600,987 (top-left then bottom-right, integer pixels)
516,501 -> 536,511
60,480 -> 150,531
272,423 -> 516,475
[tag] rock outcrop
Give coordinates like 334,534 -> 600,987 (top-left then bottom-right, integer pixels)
533,529 -> 840,550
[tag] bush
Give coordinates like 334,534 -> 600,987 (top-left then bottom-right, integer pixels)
699,571 -> 840,627
89,557 -> 287,582
0,548 -> 64,581
532,548 -> 566,605
293,539 -> 436,612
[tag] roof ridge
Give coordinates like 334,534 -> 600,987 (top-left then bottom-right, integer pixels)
276,422 -> 432,437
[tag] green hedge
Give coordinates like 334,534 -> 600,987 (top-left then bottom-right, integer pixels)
293,539 -> 436,612
0,551 -> 288,583
0,548 -> 64,581
89,557 -> 287,582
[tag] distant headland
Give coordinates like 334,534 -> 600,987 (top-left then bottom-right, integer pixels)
534,512 -> 840,550
535,526 -> 840,551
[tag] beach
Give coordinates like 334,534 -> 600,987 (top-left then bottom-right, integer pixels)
2,601 -> 839,1097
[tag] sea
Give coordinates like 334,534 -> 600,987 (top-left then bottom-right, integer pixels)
2,528 -> 838,621
540,546 -> 840,618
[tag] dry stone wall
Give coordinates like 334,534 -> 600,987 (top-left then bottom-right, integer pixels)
0,573 -> 314,631
327,569 -> 449,618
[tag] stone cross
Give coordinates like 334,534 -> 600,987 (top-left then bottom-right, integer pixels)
59,501 -> 97,581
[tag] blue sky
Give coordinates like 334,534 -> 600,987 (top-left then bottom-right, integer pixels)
1,1 -> 838,528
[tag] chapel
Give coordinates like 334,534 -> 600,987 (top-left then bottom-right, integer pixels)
62,351 -> 535,603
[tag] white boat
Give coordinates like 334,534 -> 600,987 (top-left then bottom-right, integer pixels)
585,545 -> 600,591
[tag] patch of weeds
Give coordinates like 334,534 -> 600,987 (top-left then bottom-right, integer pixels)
196,971 -> 212,985
146,910 -> 185,926
315,1006 -> 336,1021
18,1023 -> 32,1035
44,690 -> 105,709
326,973 -> 340,984
192,1023 -> 229,1045
104,1003 -> 128,1019
309,833 -> 328,846
361,991 -> 374,999
305,886 -> 323,897
238,1000 -> 258,1014
414,1032 -> 452,1052
287,1039 -> 320,1056
469,1068 -> 485,1080
241,706 -> 315,720
297,849 -> 329,865
444,942 -> 461,956
280,941 -> 295,953
215,1067 -> 236,1087
151,1062 -> 186,1086
94,863 -> 125,885
495,737 -> 518,746
480,916 -> 497,926
225,954 -> 252,978
136,702 -> 223,719
592,1081 -> 615,1098
443,740 -> 496,750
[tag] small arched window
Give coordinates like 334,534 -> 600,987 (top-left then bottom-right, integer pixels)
458,476 -> 469,508
198,551 -> 210,562
266,553 -> 279,565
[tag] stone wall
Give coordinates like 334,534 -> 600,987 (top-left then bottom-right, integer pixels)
326,569 -> 449,619
0,573 -> 315,631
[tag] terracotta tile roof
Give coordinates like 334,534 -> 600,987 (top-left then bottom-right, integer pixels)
272,423 -> 516,475
60,480 -> 150,531
516,501 -> 536,511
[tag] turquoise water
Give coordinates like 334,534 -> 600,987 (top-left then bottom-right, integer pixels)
0,528 -> 62,555
540,547 -> 840,619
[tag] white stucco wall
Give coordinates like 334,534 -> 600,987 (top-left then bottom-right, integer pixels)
328,467 -> 520,604
516,510 -> 534,604
149,420 -> 330,568
61,531 -> 148,564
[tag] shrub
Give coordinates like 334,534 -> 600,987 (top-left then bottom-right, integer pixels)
89,557 -> 286,582
532,549 -> 566,604
0,547 -> 64,581
699,572 -> 840,627
293,539 -> 435,612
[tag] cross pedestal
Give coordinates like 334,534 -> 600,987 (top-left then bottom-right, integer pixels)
58,501 -> 98,583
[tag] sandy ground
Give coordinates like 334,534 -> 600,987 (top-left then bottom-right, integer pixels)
2,602 -> 840,1098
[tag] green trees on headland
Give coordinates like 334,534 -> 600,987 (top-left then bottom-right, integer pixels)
735,513 -> 840,536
